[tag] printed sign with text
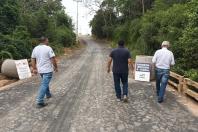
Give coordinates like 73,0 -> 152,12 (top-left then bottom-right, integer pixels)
135,63 -> 150,82
15,59 -> 32,80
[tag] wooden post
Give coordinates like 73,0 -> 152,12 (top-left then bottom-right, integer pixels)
168,71 -> 184,93
183,79 -> 187,94
178,76 -> 184,93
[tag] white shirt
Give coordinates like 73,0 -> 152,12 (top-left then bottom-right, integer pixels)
31,44 -> 55,73
152,47 -> 175,69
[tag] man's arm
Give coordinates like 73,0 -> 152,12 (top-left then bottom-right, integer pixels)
171,53 -> 175,66
31,58 -> 37,74
128,58 -> 134,72
152,53 -> 157,64
50,57 -> 58,72
48,47 -> 58,72
107,57 -> 113,73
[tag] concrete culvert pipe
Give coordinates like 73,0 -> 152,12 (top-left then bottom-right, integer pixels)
1,59 -> 19,78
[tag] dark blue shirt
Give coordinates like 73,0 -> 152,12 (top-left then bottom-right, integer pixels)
110,46 -> 131,73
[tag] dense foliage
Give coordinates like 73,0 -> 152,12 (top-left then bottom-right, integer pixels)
90,0 -> 198,81
0,0 -> 76,62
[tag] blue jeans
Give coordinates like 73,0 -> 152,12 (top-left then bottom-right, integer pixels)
37,72 -> 53,104
155,68 -> 170,101
113,73 -> 128,99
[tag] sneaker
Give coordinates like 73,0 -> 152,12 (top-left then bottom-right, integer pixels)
123,95 -> 128,102
36,103 -> 48,108
116,98 -> 121,102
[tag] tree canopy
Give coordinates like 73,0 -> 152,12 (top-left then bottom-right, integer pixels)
0,0 -> 76,62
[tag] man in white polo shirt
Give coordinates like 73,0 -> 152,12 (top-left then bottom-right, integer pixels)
31,37 -> 58,108
152,41 -> 175,103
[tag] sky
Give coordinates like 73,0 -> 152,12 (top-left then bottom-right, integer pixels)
62,0 -> 97,35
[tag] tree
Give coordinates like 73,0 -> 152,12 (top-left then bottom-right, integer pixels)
0,0 -> 76,61
90,8 -> 116,39
0,0 -> 19,34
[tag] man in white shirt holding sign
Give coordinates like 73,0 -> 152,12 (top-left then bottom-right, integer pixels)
152,41 -> 175,103
31,37 -> 58,108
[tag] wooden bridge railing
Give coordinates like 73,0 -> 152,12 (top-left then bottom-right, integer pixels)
183,78 -> 198,101
168,71 -> 198,101
168,71 -> 184,93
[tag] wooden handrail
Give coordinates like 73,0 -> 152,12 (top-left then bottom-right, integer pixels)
183,78 -> 198,101
168,71 -> 184,93
184,78 -> 198,89
170,71 -> 183,79
168,71 -> 198,101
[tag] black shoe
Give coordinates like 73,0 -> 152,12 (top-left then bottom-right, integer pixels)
36,103 -> 48,108
158,100 -> 163,103
46,95 -> 52,99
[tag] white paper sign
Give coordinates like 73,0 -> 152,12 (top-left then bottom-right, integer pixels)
15,59 -> 32,79
135,63 -> 150,82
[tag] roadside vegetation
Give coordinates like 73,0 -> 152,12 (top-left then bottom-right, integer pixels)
0,0 -> 76,63
90,0 -> 198,81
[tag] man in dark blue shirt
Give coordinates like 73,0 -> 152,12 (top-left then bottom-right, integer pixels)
107,40 -> 134,102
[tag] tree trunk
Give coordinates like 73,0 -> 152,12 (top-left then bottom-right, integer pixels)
141,0 -> 145,15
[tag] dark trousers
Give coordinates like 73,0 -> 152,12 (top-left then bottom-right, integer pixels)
113,73 -> 128,99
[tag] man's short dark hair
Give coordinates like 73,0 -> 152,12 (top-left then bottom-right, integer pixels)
118,40 -> 125,46
39,36 -> 48,43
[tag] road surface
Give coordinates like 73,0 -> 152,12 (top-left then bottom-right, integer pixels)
0,38 -> 197,132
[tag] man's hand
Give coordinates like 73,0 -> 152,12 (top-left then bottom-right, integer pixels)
32,68 -> 38,75
31,58 -> 37,75
128,58 -> 135,78
51,57 -> 58,73
128,58 -> 134,71
54,67 -> 58,72
107,57 -> 112,73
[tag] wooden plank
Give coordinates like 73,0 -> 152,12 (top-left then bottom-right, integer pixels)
183,80 -> 187,93
168,80 -> 178,88
186,89 -> 198,101
184,78 -> 198,90
170,71 -> 183,79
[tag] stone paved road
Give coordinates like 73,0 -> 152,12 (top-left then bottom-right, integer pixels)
0,38 -> 197,132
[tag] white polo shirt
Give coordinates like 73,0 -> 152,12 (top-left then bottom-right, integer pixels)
31,44 -> 55,73
152,47 -> 175,69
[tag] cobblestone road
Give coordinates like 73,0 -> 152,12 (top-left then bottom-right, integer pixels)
0,38 -> 197,132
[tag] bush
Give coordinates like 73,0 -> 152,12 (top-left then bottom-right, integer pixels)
184,69 -> 198,82
113,23 -> 129,44
50,42 -> 64,56
0,26 -> 32,60
0,50 -> 13,61
55,26 -> 76,47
